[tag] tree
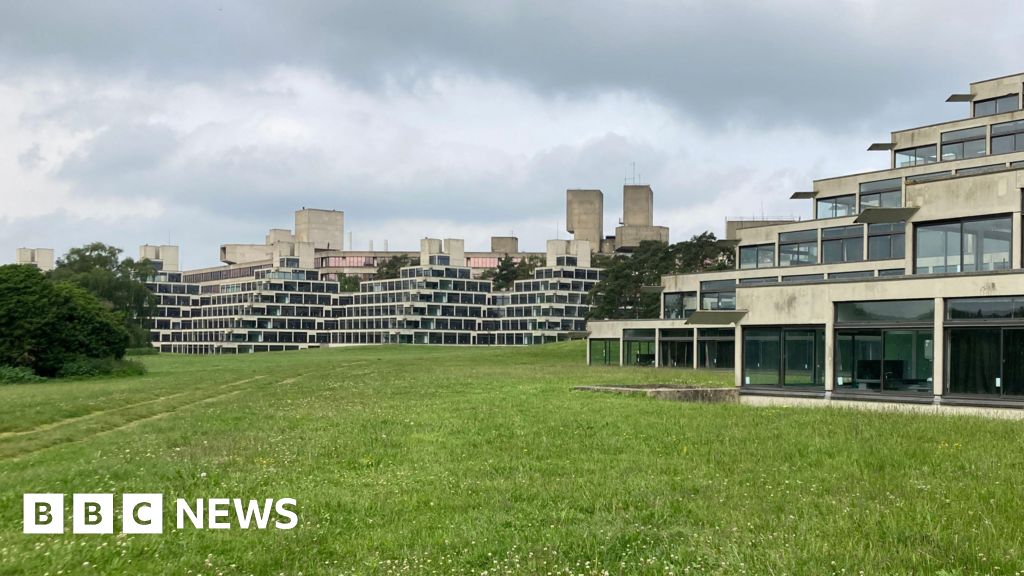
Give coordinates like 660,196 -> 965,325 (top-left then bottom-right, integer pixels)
514,254 -> 544,281
338,274 -> 361,292
49,242 -> 156,346
0,265 -> 128,377
587,232 -> 735,320
375,254 -> 418,279
480,255 -> 519,291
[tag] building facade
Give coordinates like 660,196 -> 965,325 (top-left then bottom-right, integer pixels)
589,72 -> 1024,408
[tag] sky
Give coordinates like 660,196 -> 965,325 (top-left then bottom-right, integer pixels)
1,0 -> 1022,269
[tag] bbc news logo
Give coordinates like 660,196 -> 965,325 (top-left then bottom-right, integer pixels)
23,494 -> 298,534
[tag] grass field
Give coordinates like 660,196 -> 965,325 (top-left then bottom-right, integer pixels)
1,342 -> 1023,575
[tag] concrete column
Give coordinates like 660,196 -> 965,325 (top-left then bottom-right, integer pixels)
1013,213 -> 1022,269
692,327 -> 699,369
586,338 -> 591,365
904,220 -> 914,274
824,315 -> 835,395
734,324 -> 743,388
618,337 -> 624,366
654,330 -> 661,368
932,297 -> 945,398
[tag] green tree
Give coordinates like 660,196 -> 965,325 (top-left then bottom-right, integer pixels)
375,254 -> 418,279
481,255 -> 519,291
514,254 -> 544,281
338,274 -> 361,292
49,242 -> 156,346
0,265 -> 128,377
587,232 -> 734,320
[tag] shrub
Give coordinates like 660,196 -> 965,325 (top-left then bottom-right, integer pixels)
0,365 -> 46,384
0,265 -> 129,377
57,357 -> 147,379
125,347 -> 159,356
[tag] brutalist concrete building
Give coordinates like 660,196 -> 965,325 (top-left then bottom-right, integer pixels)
589,72 -> 1024,408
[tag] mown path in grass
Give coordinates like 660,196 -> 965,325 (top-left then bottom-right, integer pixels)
0,342 -> 1023,575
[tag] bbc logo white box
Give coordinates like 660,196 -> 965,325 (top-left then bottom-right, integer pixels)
23,493 -> 64,534
72,493 -> 114,534
122,494 -> 163,534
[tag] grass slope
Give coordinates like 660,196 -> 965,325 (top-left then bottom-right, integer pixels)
0,342 -> 1022,575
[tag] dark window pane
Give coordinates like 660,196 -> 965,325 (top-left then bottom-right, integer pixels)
859,178 -> 902,194
962,216 -> 1012,272
942,126 -> 988,143
992,134 -> 1015,155
948,328 -> 1001,394
964,138 -> 987,158
997,94 -> 1020,114
915,222 -> 961,274
836,300 -> 935,323
974,99 -> 997,117
779,229 -> 818,243
743,328 -> 781,386
947,297 -> 1015,319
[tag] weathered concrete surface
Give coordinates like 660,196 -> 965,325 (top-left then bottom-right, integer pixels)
574,385 -> 738,403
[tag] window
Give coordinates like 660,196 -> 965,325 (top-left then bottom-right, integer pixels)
663,292 -> 697,319
782,273 -> 824,283
836,300 -> 935,323
698,328 -> 734,369
867,222 -> 905,261
895,145 -> 937,168
738,244 -> 775,269
829,270 -> 873,280
822,225 -> 864,264
946,297 -> 1024,397
738,276 -> 777,285
905,170 -> 952,184
589,339 -> 620,365
914,216 -> 1011,274
941,126 -> 987,161
957,164 -> 1005,177
816,195 -> 856,218
700,279 -> 736,311
660,329 -> 694,369
991,119 -> 1024,155
779,230 -> 818,266
743,327 -> 825,388
974,94 -> 1019,117
624,329 -> 655,366
859,178 -> 901,210
835,330 -> 934,393
555,256 -> 578,266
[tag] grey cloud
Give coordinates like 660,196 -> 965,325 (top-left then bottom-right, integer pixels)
2,1 -> 1022,129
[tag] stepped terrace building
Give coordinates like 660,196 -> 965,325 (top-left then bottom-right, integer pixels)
589,72 -> 1024,408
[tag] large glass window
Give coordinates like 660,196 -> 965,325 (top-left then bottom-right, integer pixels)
941,126 -> 987,161
867,222 -> 905,261
816,195 -> 856,218
739,244 -> 775,269
623,329 -> 655,366
822,225 -> 864,264
836,299 -> 935,323
700,280 -> 736,311
663,292 -> 697,319
895,145 -> 937,168
974,94 -> 1019,117
660,329 -> 694,368
991,119 -> 1024,155
589,339 -> 620,366
698,328 -> 734,369
946,297 -> 1024,398
743,327 -> 824,388
859,178 -> 902,210
835,329 -> 933,393
779,230 -> 818,267
914,216 -> 1012,274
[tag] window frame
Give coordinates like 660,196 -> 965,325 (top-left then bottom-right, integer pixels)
816,194 -> 857,219
778,229 -> 819,267
821,225 -> 865,264
913,214 -> 1013,275
895,144 -> 938,168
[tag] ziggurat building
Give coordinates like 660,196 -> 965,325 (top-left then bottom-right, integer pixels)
589,72 -> 1024,408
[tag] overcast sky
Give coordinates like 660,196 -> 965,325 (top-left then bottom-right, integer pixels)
1,1 -> 1022,269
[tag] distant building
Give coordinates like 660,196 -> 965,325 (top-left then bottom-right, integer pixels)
15,248 -> 54,272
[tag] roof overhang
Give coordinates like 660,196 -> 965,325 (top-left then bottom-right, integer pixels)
854,207 -> 919,224
946,93 -> 975,102
867,142 -> 896,151
685,310 -> 748,326
789,191 -> 816,199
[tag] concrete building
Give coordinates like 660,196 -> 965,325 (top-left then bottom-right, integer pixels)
146,236 -> 602,352
15,248 -> 54,272
589,72 -> 1024,409
566,184 -> 670,253
140,245 -> 179,272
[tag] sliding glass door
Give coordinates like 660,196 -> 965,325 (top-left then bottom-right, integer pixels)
742,327 -> 825,388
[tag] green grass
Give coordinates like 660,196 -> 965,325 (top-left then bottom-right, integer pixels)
0,342 -> 1022,575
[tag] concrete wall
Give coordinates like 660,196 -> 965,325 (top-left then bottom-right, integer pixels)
614,225 -> 670,250
15,248 -> 54,272
444,238 -> 466,267
266,229 -> 295,245
566,189 -> 604,247
622,184 -> 654,226
221,244 -> 274,265
294,208 -> 344,250
140,245 -> 180,272
546,239 -> 592,267
490,236 -> 519,254
272,241 -> 315,269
